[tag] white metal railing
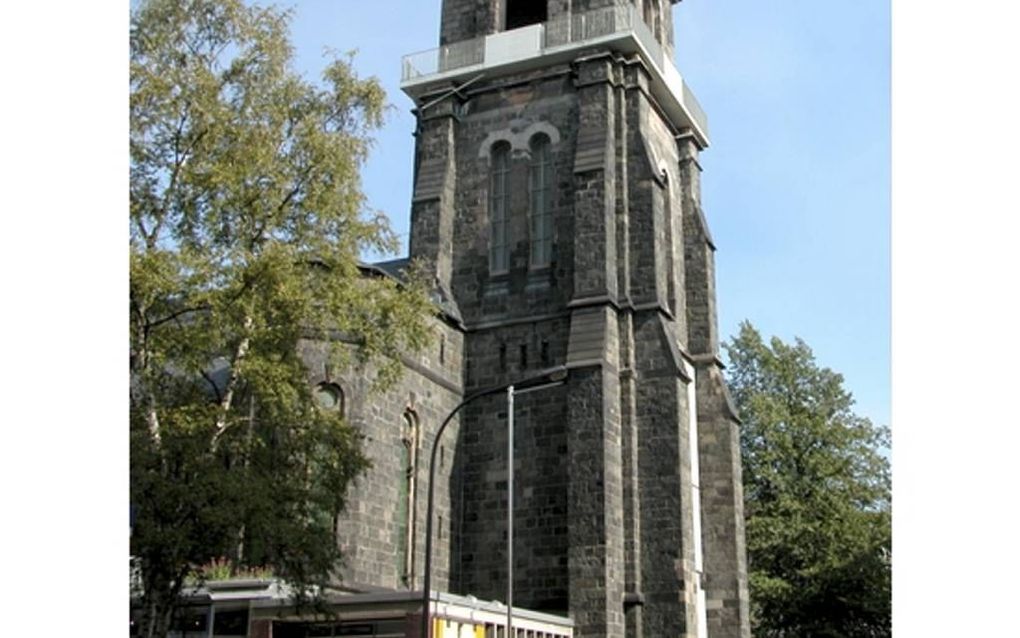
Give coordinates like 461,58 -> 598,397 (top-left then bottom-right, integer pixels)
629,7 -> 661,66
682,80 -> 708,138
543,5 -> 629,48
402,37 -> 485,81
400,5 -> 708,139
402,6 -> 634,80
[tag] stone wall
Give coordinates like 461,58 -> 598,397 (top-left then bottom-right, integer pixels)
446,69 -> 579,324
455,319 -> 572,610
298,315 -> 465,592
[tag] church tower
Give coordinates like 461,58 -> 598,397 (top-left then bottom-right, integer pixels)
400,2 -> 750,636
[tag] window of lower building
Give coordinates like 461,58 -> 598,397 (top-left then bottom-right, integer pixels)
213,608 -> 249,637
169,607 -> 208,637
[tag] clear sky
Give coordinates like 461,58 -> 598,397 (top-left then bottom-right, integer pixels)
280,0 -> 891,428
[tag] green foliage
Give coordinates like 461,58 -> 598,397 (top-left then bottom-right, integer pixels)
202,557 -> 234,582
129,1 -> 432,636
186,557 -> 274,584
725,322 -> 891,637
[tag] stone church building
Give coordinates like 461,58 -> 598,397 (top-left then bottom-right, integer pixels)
301,1 -> 751,636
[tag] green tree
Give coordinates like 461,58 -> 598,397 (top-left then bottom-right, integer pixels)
129,1 -> 432,635
724,322 -> 891,637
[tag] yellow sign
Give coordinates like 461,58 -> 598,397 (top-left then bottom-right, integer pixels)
433,618 -> 487,638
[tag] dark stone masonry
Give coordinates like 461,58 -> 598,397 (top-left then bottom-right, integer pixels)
313,2 -> 751,636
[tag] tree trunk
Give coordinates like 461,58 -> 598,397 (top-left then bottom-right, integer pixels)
211,315 -> 254,451
234,393 -> 257,565
140,591 -> 174,638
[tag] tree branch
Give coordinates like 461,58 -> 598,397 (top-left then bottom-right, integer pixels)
152,114 -> 207,250
200,368 -> 223,404
130,292 -> 162,448
147,304 -> 211,330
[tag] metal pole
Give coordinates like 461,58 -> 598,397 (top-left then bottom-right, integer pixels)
506,385 -> 514,638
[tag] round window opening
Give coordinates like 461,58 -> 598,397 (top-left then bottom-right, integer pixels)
314,383 -> 343,411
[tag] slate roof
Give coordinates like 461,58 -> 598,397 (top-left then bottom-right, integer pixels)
358,258 -> 464,326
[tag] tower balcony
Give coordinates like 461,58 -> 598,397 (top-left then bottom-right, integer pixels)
401,4 -> 709,147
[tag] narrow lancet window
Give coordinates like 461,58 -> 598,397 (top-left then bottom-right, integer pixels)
397,410 -> 419,588
490,142 -> 511,274
528,134 -> 553,268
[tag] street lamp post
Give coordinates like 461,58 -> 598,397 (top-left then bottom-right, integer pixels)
419,366 -> 568,638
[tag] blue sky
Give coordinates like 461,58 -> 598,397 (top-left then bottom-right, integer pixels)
281,0 -> 890,428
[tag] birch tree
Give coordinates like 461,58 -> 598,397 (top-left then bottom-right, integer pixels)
130,1 -> 431,635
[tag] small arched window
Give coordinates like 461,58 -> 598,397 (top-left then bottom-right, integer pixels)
489,142 -> 512,274
313,383 -> 345,416
528,134 -> 554,268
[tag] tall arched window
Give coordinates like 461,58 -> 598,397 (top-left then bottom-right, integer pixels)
396,410 -> 419,588
528,134 -> 553,268
662,170 -> 677,312
489,142 -> 511,274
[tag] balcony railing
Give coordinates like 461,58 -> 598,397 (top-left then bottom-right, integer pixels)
400,5 -> 709,141
402,38 -> 485,80
543,5 -> 631,48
